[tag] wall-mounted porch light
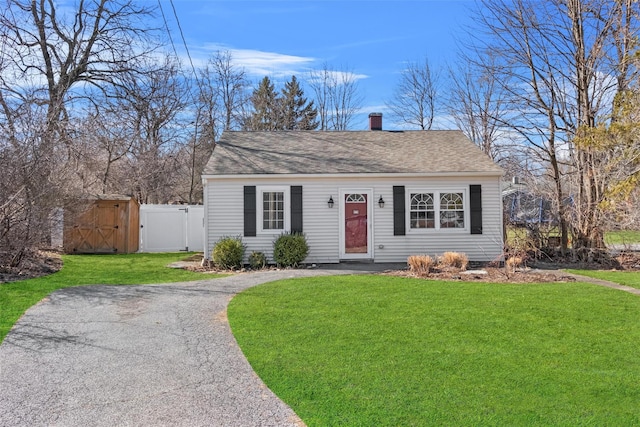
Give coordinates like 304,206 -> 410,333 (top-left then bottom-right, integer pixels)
328,196 -> 334,208
378,195 -> 385,208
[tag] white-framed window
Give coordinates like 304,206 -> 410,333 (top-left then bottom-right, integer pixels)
410,193 -> 435,229
439,192 -> 465,229
345,194 -> 366,203
258,186 -> 290,233
407,189 -> 466,231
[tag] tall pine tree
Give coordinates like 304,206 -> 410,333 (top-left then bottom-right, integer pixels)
246,75 -> 318,130
246,76 -> 279,130
280,75 -> 319,130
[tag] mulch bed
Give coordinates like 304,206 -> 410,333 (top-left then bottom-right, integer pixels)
0,250 -> 63,283
384,252 -> 640,283
382,267 -> 574,283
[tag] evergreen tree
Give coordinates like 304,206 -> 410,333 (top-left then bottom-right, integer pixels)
246,76 -> 280,130
280,75 -> 319,130
246,75 -> 319,131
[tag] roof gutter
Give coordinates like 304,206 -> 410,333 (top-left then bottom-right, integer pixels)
202,171 -> 504,180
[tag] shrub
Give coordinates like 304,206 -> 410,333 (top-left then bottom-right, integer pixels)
273,232 -> 309,267
506,256 -> 523,272
407,255 -> 435,276
248,251 -> 267,270
212,236 -> 245,269
439,252 -> 469,270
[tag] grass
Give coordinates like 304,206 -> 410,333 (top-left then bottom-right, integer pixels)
1,252 -> 223,342
229,275 -> 640,426
604,230 -> 640,246
567,269 -> 640,289
506,226 -> 640,248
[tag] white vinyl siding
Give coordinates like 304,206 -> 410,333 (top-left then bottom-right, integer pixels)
204,175 -> 503,263
378,179 -> 503,262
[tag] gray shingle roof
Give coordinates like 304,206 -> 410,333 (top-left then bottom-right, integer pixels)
203,130 -> 503,176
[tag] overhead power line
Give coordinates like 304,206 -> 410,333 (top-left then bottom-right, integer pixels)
157,0 -> 205,99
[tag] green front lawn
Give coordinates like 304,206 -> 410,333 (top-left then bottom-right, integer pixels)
229,275 -> 640,426
567,269 -> 640,289
1,252 -> 223,342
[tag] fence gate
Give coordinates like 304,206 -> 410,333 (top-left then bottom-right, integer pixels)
139,205 -> 204,252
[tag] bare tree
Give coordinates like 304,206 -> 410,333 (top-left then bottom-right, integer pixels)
173,50 -> 251,204
307,65 -> 331,131
307,63 -> 364,130
180,114 -> 215,204
574,88 -> 640,236
446,54 -> 509,161
386,56 -> 440,130
0,0 -> 160,266
0,0 -> 158,149
0,92 -> 56,267
203,50 -> 250,132
120,55 -> 188,204
566,0 -> 640,249
471,0 -> 639,252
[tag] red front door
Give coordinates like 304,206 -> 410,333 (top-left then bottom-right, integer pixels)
345,194 -> 368,254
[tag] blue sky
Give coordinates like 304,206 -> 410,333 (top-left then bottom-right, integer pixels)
161,0 -> 477,129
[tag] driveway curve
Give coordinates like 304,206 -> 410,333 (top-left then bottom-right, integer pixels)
0,268 -> 370,427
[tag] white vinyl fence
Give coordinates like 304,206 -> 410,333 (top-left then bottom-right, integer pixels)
139,205 -> 204,252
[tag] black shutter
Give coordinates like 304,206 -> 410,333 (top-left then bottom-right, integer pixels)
470,185 -> 482,235
290,186 -> 303,233
393,186 -> 406,236
244,186 -> 256,237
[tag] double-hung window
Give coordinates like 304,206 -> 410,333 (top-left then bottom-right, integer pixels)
410,193 -> 435,229
439,192 -> 465,229
408,190 -> 466,231
263,191 -> 284,230
258,186 -> 290,233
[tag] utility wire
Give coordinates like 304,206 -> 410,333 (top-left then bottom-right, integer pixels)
168,0 -> 204,94
157,0 -> 179,59
158,0 -> 210,153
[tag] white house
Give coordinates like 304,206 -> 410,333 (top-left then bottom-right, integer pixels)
202,114 -> 504,264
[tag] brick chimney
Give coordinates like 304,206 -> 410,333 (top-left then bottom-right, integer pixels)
369,112 -> 382,130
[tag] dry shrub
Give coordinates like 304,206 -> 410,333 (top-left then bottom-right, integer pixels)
408,255 -> 435,276
439,252 -> 469,270
506,256 -> 523,272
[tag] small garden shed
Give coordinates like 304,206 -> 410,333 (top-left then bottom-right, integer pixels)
64,195 -> 140,254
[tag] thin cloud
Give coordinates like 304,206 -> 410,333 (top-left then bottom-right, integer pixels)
330,36 -> 409,51
307,69 -> 369,84
231,49 -> 315,76
193,43 -> 315,77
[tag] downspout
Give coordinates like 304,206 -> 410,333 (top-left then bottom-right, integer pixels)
202,178 -> 209,261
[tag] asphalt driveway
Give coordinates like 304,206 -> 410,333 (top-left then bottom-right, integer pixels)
0,268 -> 376,427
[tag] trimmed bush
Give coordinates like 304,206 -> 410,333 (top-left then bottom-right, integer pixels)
273,232 -> 309,267
248,251 -> 267,270
212,236 -> 245,269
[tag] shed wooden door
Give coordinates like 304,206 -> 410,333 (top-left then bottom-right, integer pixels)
68,202 -> 119,253
94,202 -> 119,252
344,193 -> 368,254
